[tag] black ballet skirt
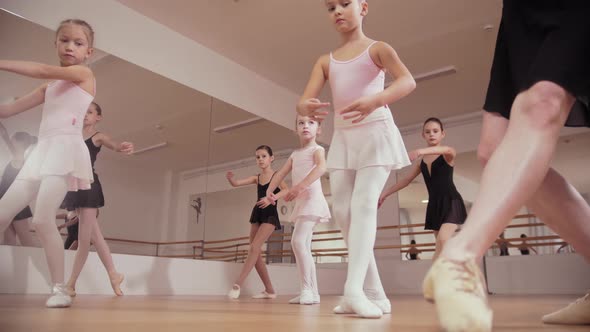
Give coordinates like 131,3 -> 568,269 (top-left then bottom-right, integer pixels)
63,134 -> 105,210
0,162 -> 33,221
249,173 -> 281,230
420,156 -> 467,231
484,0 -> 590,127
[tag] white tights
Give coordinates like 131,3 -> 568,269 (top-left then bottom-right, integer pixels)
0,177 -> 68,284
330,167 -> 390,299
291,220 -> 319,294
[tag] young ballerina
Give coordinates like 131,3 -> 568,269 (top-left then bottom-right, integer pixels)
378,118 -> 466,260
0,123 -> 37,246
297,0 -> 416,318
62,102 -> 132,297
0,19 -> 97,307
406,240 -> 421,261
422,2 -> 590,331
517,234 -> 537,255
226,145 -> 288,299
266,115 -> 331,305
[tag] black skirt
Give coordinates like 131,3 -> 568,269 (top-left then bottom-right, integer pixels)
64,173 -> 105,210
13,206 -> 33,221
484,0 -> 590,127
425,197 -> 467,231
249,204 -> 281,230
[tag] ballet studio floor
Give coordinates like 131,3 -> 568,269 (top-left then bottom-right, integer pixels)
0,294 -> 588,331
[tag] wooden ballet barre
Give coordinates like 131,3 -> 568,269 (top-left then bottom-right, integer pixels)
200,253 -> 244,260
504,222 -> 545,229
400,242 -> 436,248
400,230 -> 434,236
101,237 -> 160,245
492,241 -> 566,249
494,235 -> 561,243
202,249 -> 249,254
201,242 -> 250,251
202,236 -> 250,245
156,239 -> 205,245
55,213 -> 544,260
159,254 -> 205,259
310,236 -> 345,243
401,248 -> 436,253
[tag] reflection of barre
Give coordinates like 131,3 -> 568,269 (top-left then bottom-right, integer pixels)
386,65 -> 457,87
414,65 -> 457,82
131,142 -> 168,155
213,117 -> 265,133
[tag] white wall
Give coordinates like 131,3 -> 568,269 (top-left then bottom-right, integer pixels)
0,245 -> 346,296
486,254 -> 590,295
3,245 -> 587,296
96,159 -> 166,243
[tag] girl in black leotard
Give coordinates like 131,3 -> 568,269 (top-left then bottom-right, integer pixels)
406,240 -> 421,260
379,118 -> 466,260
518,233 -> 537,255
62,102 -> 133,297
0,123 -> 36,246
225,145 -> 288,299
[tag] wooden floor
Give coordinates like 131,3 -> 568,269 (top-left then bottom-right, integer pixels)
0,294 -> 588,331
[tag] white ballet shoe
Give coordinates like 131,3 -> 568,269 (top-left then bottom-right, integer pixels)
289,293 -> 320,304
299,290 -> 315,305
542,293 -> 590,325
332,304 -> 349,314
46,284 -> 72,308
333,296 -> 383,318
251,291 -> 277,299
227,284 -> 240,299
370,298 -> 391,314
334,295 -> 390,314
422,257 -> 493,332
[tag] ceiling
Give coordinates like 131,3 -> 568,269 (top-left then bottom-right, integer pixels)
116,0 -> 502,126
3,2 -> 589,204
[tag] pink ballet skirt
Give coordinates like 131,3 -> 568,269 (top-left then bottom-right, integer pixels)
16,80 -> 94,191
289,145 -> 331,223
327,41 -> 411,171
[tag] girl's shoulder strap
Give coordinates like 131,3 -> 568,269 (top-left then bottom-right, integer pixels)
367,40 -> 380,50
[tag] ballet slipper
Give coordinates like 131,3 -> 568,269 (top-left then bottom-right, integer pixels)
422,257 -> 492,332
333,295 -> 383,318
228,284 -> 241,299
109,272 -> 124,296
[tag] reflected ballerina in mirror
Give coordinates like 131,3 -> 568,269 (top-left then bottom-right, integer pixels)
61,101 -> 133,298
225,145 -> 288,300
0,122 -> 37,247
